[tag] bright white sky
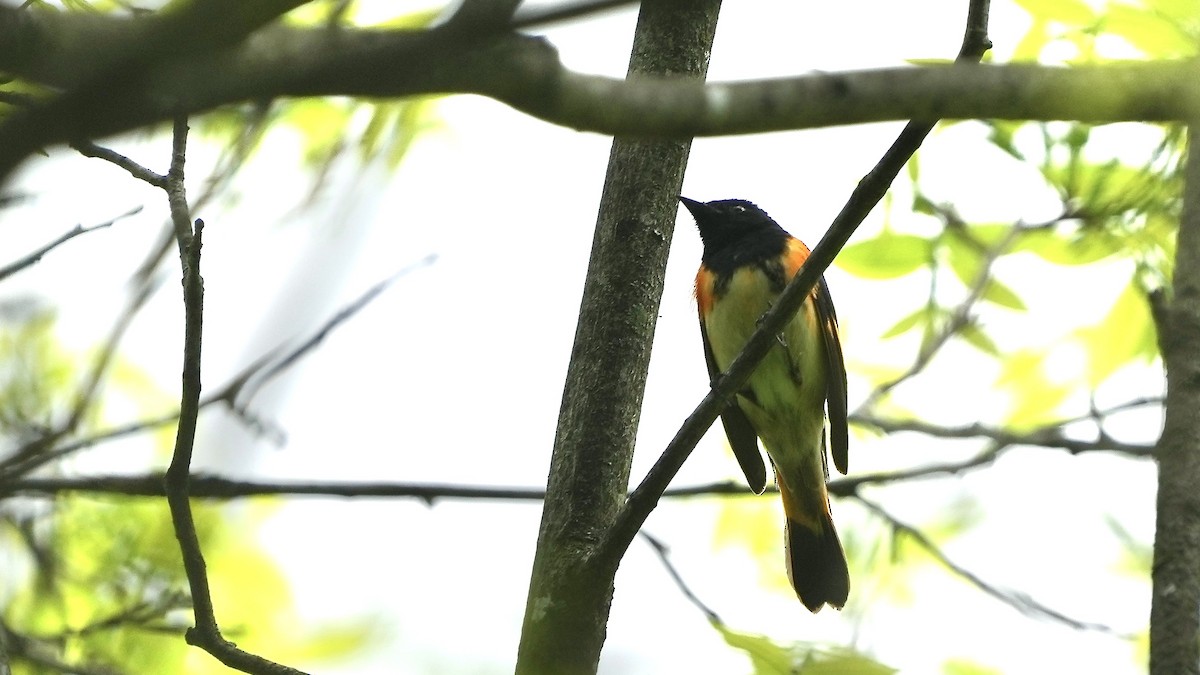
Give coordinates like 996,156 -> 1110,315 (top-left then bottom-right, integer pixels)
1,1 -> 1166,673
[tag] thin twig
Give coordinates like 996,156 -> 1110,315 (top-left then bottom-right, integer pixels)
234,254 -> 437,408
851,414 -> 1155,457
858,220 -> 1025,412
640,531 -> 722,624
0,260 -> 432,480
71,141 -> 167,188
854,494 -> 1120,634
0,207 -> 142,283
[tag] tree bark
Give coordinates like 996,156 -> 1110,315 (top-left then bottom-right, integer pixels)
513,1 -> 720,673
1150,123 -> 1200,675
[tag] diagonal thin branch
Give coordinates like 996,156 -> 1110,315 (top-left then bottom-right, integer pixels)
71,141 -> 168,188
234,253 -> 437,409
0,260 -> 429,480
640,531 -> 722,624
596,0 -> 994,570
0,207 -> 141,283
855,494 -> 1120,635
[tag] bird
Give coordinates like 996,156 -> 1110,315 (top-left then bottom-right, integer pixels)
681,196 -> 850,612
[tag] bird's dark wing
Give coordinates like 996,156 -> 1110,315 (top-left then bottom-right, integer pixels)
814,276 -> 849,475
699,315 -> 768,494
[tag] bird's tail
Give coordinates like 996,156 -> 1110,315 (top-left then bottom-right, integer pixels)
778,477 -> 849,612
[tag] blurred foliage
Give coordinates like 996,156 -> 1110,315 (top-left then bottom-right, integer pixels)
0,312 -> 376,673
942,658 -> 1003,675
1,2 -> 437,672
714,1 -> 1177,671
0,310 -> 76,440
1011,0 -> 1200,61
713,620 -> 896,675
0,0 -> 1186,672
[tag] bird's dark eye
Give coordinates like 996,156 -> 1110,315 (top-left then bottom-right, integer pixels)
732,205 -> 746,213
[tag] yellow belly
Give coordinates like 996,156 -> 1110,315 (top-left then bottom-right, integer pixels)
703,266 -> 829,486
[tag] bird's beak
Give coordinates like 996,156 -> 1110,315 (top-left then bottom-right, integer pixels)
678,196 -> 708,219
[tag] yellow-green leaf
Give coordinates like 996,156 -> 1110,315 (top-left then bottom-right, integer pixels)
944,658 -> 1003,675
960,322 -> 1002,356
1104,4 -> 1197,58
714,622 -> 794,674
881,307 -> 934,339
1076,282 -> 1158,386
837,234 -> 932,279
1013,228 -> 1121,265
712,622 -> 897,675
995,349 -> 1073,430
1012,0 -> 1096,26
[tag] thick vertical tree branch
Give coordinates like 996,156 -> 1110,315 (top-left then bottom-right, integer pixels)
514,1 -> 720,672
1149,123 -> 1200,675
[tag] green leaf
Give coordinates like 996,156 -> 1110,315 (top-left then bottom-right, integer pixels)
837,233 -> 932,279
944,231 -> 1027,310
1012,228 -> 1121,265
713,499 -> 789,593
881,306 -> 934,339
714,623 -> 795,674
1013,18 -> 1052,61
1011,0 -> 1096,26
1105,515 -> 1152,576
995,349 -> 1073,430
1103,4 -> 1197,58
944,658 -> 1003,675
713,622 -> 897,675
912,192 -> 938,216
1076,282 -> 1158,386
1148,0 -> 1200,23
984,121 -> 1027,160
979,278 -> 1028,311
278,622 -> 380,663
959,322 -> 1002,357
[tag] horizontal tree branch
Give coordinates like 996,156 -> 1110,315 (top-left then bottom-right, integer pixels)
853,413 -> 1156,456
0,6 -> 1198,184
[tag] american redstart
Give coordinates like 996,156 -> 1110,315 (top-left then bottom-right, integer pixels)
681,196 -> 850,612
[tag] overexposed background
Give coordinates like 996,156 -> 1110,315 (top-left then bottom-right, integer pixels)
1,1 -> 1163,673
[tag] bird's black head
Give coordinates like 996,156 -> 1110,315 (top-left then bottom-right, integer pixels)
680,197 -> 789,268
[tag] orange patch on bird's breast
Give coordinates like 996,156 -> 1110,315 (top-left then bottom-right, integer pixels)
695,266 -> 716,316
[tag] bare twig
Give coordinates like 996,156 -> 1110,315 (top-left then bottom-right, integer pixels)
858,220 -> 1025,411
158,117 -> 304,675
234,253 -> 437,409
640,531 -> 722,624
0,257 -> 431,481
855,494 -> 1119,634
0,207 -> 141,283
71,141 -> 167,188
851,414 -> 1155,457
